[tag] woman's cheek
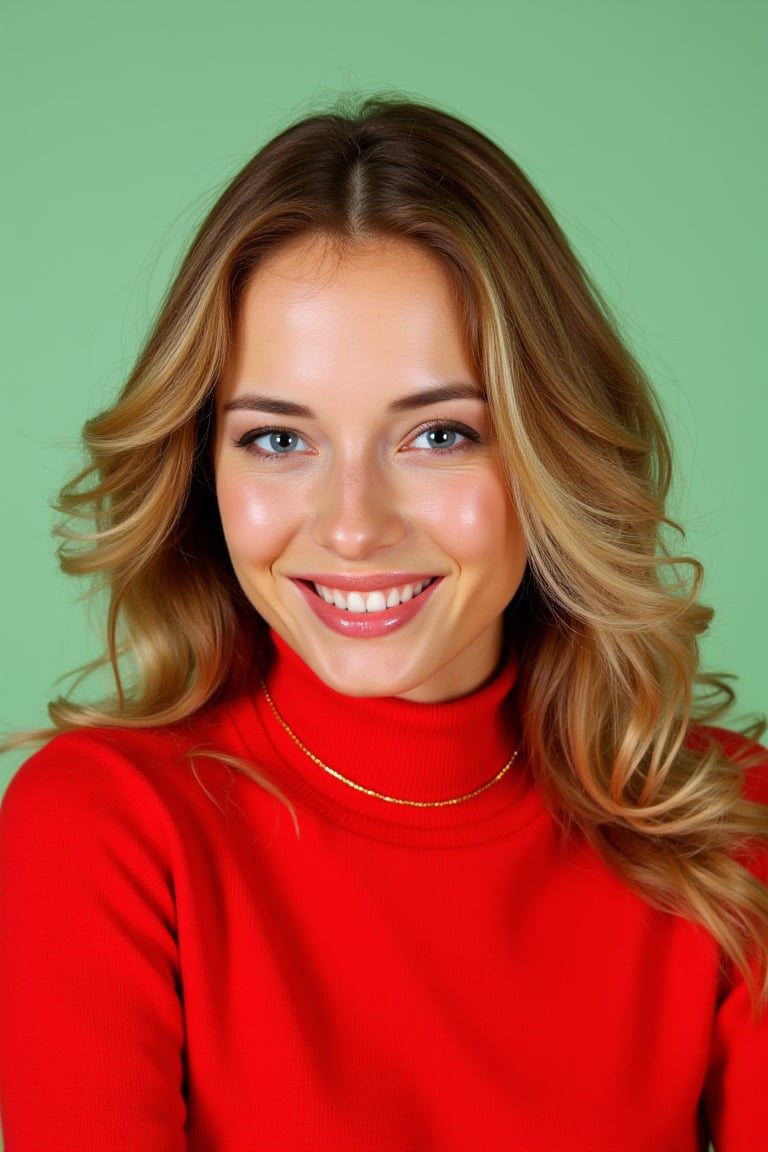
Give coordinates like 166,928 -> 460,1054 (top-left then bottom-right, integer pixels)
420,468 -> 523,564
217,472 -> 300,561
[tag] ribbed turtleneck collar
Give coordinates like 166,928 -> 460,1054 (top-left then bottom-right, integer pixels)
235,631 -> 542,847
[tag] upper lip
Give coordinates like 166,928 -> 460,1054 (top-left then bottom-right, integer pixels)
294,573 -> 441,592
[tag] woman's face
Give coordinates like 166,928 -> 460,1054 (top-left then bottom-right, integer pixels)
214,234 -> 527,702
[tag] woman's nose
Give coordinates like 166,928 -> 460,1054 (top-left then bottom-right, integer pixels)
309,456 -> 406,560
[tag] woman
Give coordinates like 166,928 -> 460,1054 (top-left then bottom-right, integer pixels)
1,99 -> 766,1151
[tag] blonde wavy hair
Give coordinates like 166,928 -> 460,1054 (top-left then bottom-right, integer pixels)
18,99 -> 768,1002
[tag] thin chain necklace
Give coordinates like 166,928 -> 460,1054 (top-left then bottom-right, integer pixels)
260,678 -> 519,809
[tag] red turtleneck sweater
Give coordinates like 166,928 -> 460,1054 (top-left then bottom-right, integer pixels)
1,635 -> 766,1151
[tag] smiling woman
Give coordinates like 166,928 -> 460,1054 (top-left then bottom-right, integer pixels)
214,234 -> 527,702
1,99 -> 767,1151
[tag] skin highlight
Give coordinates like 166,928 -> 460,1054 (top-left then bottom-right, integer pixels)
214,234 -> 528,702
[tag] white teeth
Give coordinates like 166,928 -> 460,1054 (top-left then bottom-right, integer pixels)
313,579 -> 434,613
366,591 -> 387,613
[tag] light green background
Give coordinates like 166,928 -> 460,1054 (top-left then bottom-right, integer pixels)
1,0 -> 766,796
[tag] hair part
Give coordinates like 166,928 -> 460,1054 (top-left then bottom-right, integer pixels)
13,96 -> 768,1004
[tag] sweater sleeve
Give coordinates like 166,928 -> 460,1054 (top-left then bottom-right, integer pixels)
703,967 -> 768,1150
700,728 -> 768,1151
0,735 -> 187,1152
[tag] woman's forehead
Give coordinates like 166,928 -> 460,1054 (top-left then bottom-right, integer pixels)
218,235 -> 480,410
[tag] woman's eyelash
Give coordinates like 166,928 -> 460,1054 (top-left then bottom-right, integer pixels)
233,427 -> 307,456
232,420 -> 483,458
408,420 -> 483,450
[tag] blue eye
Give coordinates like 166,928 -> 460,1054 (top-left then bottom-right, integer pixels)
262,430 -> 305,453
237,428 -> 308,455
411,425 -> 471,450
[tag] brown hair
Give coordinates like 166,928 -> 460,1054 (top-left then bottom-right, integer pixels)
19,98 -> 768,1002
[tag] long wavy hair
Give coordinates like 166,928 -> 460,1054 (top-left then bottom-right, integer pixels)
20,98 -> 768,1001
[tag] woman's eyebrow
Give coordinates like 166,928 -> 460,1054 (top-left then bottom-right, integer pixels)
223,383 -> 485,418
223,395 -> 314,417
388,382 -> 487,412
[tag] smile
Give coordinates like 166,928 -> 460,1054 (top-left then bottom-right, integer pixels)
312,579 -> 436,613
292,575 -> 443,638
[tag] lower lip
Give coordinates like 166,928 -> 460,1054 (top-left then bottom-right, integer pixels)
292,578 -> 442,638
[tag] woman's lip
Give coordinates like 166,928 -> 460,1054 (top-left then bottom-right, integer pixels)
291,576 -> 443,637
296,572 -> 440,593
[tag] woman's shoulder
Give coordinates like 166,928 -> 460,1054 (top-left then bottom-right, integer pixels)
690,723 -> 768,805
687,723 -> 768,897
0,693 -> 254,837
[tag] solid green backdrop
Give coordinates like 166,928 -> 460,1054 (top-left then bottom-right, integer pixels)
1,0 -> 766,796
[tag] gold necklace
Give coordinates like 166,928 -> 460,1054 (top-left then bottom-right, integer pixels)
260,679 -> 519,809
